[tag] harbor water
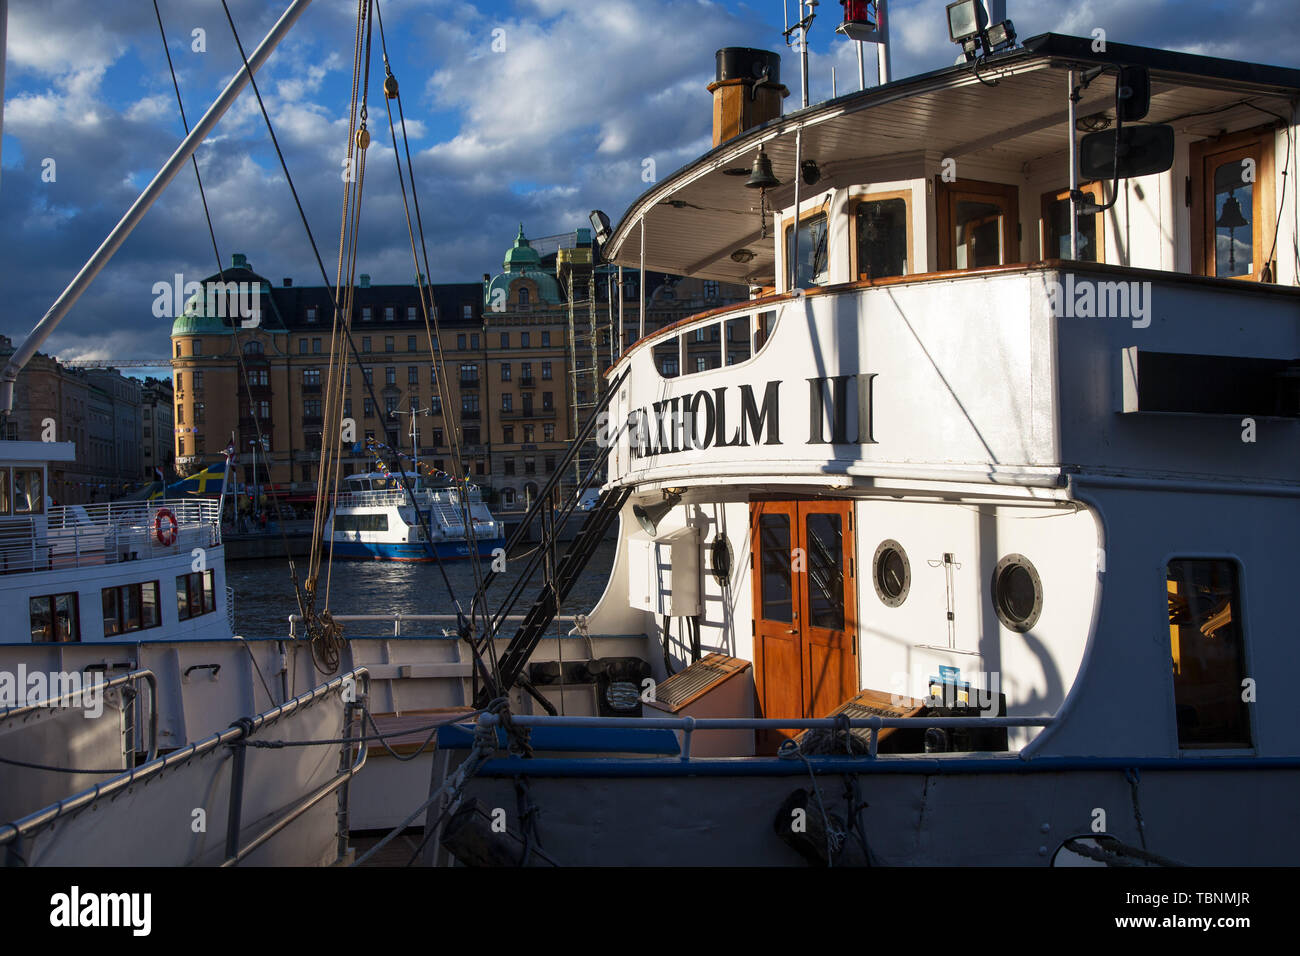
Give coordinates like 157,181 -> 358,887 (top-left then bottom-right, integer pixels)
226,539 -> 618,639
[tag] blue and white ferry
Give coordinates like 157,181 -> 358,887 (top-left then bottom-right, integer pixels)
326,472 -> 505,561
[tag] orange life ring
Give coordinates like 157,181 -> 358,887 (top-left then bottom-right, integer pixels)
155,507 -> 178,546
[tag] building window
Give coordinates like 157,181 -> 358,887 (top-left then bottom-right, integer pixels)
194,371 -> 205,390
385,336 -> 395,353
523,425 -> 534,442
521,332 -> 531,348
178,438 -> 185,455
541,361 -> 552,380
306,306 -> 318,323
504,458 -> 516,476
385,396 -> 398,415
457,334 -> 467,350
362,306 -> 372,322
407,335 -> 417,352
193,339 -> 202,356
542,392 -> 553,411
177,405 -> 184,424
364,398 -> 375,418
408,306 -> 417,321
703,280 -> 720,300
408,366 -> 418,385
463,427 -> 480,445
300,339 -> 309,355
363,368 -> 373,385
462,393 -> 480,413
304,399 -> 322,417
430,396 -> 441,413
385,367 -> 396,386
540,331 -> 549,347
257,400 -> 271,419
460,363 -> 479,383
500,332 -> 510,348
544,454 -> 555,472
345,368 -> 351,386
470,333 -> 480,349
176,570 -> 216,621
502,488 -> 516,506
501,362 -> 512,381
518,287 -> 531,307
385,306 -> 395,322
501,393 -> 513,412
343,398 -> 352,418
303,368 -> 321,388
543,423 -> 554,441
524,456 -> 536,475
30,593 -> 81,642
102,581 -> 161,636
362,336 -> 372,353
503,426 -> 514,443
176,343 -> 182,358
195,403 -> 205,424
312,337 -> 322,353
462,305 -> 473,320
432,427 -> 443,445
1168,558 -> 1252,748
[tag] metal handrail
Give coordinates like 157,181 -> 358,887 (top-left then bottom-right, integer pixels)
0,668 -> 158,763
286,611 -> 558,638
0,667 -> 368,858
477,712 -> 1055,760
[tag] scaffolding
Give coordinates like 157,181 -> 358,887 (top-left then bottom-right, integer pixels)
559,247 -> 615,495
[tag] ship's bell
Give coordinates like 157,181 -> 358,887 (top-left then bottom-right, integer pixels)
1216,193 -> 1248,229
745,150 -> 781,189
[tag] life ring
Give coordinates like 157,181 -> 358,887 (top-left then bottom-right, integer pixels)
155,508 -> 179,546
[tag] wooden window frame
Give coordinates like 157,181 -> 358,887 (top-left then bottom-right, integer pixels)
1040,182 -> 1105,262
780,203 -> 833,290
935,177 -> 1021,272
1190,124 -> 1277,281
102,581 -> 162,636
848,190 -> 915,281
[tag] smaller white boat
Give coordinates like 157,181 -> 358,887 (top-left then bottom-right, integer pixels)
327,472 -> 506,562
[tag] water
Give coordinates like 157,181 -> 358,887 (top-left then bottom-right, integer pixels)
226,539 -> 619,638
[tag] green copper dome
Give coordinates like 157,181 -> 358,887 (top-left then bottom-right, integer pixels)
171,288 -> 234,336
503,223 -> 541,272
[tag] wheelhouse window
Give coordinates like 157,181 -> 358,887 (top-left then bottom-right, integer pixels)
784,211 -> 829,289
102,581 -> 161,636
725,317 -> 752,365
1167,559 -> 1252,749
12,468 -> 43,515
852,194 -> 910,280
1192,126 -> 1275,280
176,570 -> 216,621
937,178 -> 1020,271
30,593 -> 80,642
683,323 -> 722,374
1041,183 -> 1103,262
653,338 -> 680,378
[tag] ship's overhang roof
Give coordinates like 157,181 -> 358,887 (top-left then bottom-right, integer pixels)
603,33 -> 1300,285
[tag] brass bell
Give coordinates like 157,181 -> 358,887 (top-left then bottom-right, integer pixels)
745,149 -> 780,189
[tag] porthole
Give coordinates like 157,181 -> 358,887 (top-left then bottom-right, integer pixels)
710,535 -> 733,587
992,554 -> 1043,632
872,539 -> 910,607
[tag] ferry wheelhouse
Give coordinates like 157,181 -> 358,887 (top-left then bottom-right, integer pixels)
327,471 -> 506,561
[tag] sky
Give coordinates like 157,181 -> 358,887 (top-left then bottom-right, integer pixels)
2,0 -> 1298,366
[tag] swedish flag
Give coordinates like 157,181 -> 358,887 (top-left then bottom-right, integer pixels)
160,463 -> 226,497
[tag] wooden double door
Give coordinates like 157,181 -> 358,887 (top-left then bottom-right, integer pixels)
750,500 -> 859,744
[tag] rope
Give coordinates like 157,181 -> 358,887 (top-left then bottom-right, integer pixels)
1125,767 -> 1148,850
778,738 -> 842,866
1062,835 -> 1185,868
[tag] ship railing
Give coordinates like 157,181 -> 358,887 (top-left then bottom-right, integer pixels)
287,611 -> 545,638
0,498 -> 220,575
0,667 -> 368,867
476,712 -> 1055,761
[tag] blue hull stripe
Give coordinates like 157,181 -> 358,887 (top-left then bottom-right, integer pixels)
329,537 -> 506,561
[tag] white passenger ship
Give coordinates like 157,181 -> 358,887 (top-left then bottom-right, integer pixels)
327,471 -> 506,561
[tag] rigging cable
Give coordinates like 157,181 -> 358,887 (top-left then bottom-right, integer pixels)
152,0 -> 309,628
219,0 -> 493,684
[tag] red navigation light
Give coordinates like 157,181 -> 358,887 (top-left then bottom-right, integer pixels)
839,1 -> 878,41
